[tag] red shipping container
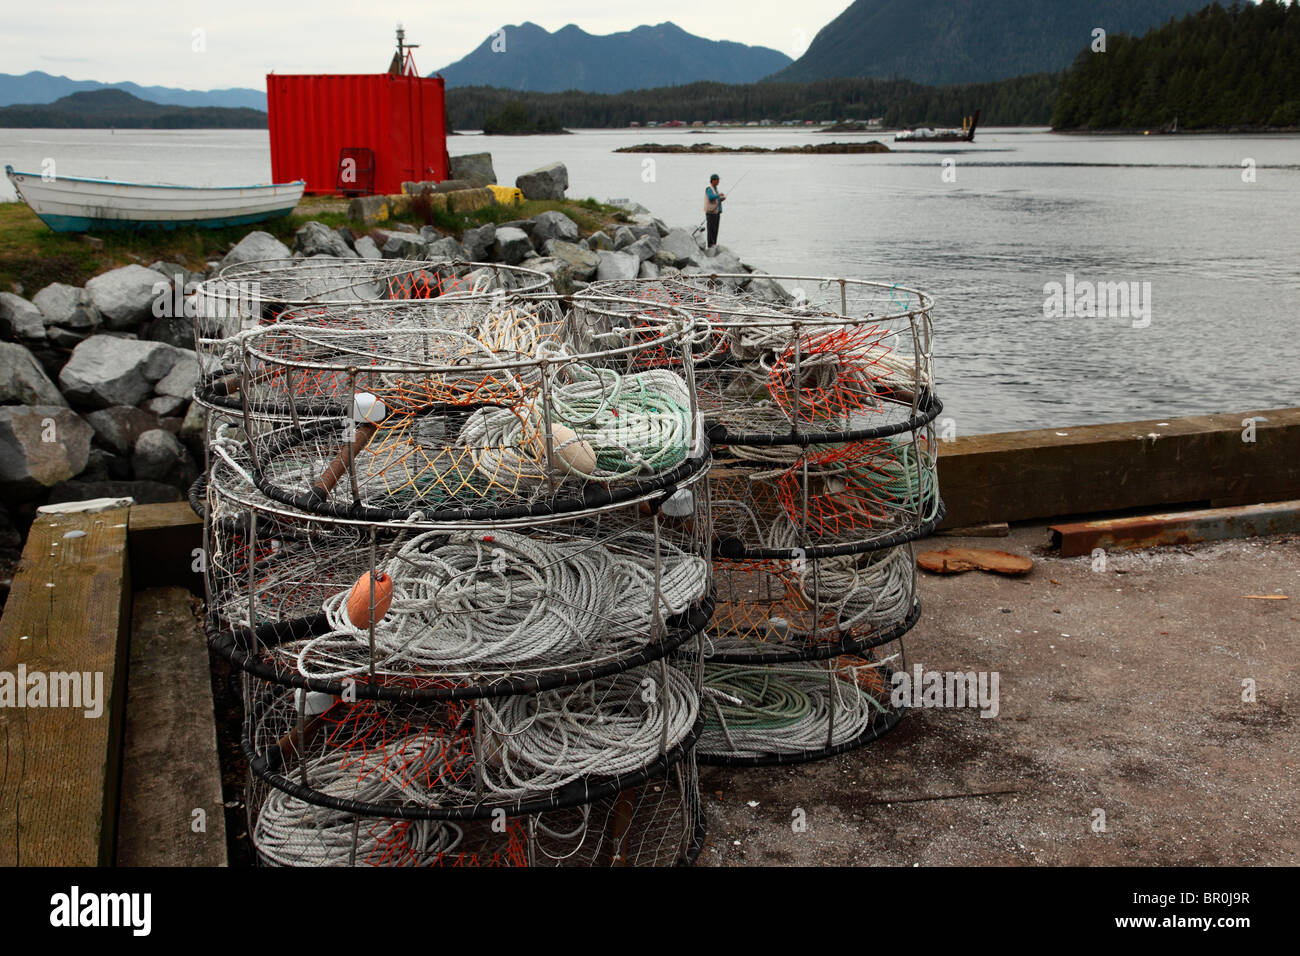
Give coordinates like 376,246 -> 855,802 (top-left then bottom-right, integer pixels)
266,72 -> 451,196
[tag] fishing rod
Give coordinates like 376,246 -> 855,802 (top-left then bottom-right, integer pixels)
692,169 -> 750,238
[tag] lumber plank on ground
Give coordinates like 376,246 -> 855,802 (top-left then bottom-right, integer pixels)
0,507 -> 131,866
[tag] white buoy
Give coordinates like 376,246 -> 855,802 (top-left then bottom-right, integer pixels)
660,488 -> 694,519
352,392 -> 388,424
549,422 -> 598,474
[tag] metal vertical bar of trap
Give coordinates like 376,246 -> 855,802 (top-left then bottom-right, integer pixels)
345,367 -> 364,506
538,357 -> 560,493
653,511 -> 671,760
367,527 -> 378,683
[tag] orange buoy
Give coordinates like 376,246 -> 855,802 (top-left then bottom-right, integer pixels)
346,571 -> 393,628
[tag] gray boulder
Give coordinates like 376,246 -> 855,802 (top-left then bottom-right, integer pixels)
354,236 -> 382,259
149,261 -> 195,290
449,152 -> 497,187
515,162 -> 568,200
335,227 -> 356,252
587,230 -> 614,251
144,316 -> 195,350
220,231 -> 291,269
426,236 -> 466,261
613,226 -> 637,250
542,240 -> 599,281
381,232 -> 428,260
84,406 -> 160,456
347,195 -> 388,225
34,283 -> 99,331
0,341 -> 67,406
524,257 -> 571,295
659,228 -> 703,267
638,260 -> 661,280
460,224 -> 497,261
132,429 -> 191,484
143,396 -> 188,418
0,292 -> 47,341
492,227 -> 533,266
295,220 -> 357,258
85,264 -> 169,331
154,354 -> 199,399
625,235 -> 661,261
58,336 -> 187,409
701,245 -> 746,275
747,272 -> 795,305
0,405 -> 92,499
530,211 -> 580,244
595,251 -> 641,282
630,215 -> 670,238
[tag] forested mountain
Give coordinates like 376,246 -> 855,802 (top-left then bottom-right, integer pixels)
433,21 -> 791,93
0,89 -> 267,128
771,0 -> 1212,85
1052,0 -> 1300,129
445,73 -> 1060,130
0,70 -> 266,110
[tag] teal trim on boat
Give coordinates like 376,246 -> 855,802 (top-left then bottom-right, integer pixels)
35,206 -> 300,233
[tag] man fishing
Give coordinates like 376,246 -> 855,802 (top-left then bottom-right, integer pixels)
703,173 -> 725,248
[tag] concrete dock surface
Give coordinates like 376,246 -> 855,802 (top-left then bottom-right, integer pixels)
698,524 -> 1299,866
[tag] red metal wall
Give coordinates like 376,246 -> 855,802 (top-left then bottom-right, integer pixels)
267,73 -> 450,195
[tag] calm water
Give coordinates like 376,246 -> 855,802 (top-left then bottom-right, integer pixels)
3,126 -> 1297,433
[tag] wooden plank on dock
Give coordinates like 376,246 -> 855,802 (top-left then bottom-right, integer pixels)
936,407 -> 1300,528
0,507 -> 131,866
117,588 -> 227,866
127,501 -> 202,593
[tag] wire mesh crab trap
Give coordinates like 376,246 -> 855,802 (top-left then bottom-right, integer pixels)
574,275 -> 939,446
696,646 -> 907,766
192,257 -> 554,415
192,288 -> 717,865
202,445 -> 713,701
579,274 -> 937,763
235,295 -> 707,522
245,752 -> 703,867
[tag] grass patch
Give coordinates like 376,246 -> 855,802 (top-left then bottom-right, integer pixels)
0,194 -> 633,294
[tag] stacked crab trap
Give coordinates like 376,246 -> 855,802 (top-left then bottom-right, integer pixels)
576,276 -> 941,765
191,259 -> 714,866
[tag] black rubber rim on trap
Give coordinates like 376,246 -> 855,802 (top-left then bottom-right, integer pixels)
208,590 -> 715,703
705,389 -> 942,448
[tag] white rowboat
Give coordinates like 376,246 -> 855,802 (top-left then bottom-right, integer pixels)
5,166 -> 305,233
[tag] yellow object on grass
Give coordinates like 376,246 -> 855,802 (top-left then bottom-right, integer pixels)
487,185 -> 524,206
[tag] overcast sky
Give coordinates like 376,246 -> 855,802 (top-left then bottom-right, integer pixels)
3,0 -> 852,90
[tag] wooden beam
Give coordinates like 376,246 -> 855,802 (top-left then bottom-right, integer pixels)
117,588 -> 228,866
1049,499 -> 1300,557
0,507 -> 131,866
128,501 -> 202,593
936,407 -> 1300,528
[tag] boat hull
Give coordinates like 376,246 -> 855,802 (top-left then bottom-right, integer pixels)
5,167 -> 305,233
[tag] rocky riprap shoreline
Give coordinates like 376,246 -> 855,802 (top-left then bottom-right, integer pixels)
614,141 -> 890,154
0,158 -> 785,602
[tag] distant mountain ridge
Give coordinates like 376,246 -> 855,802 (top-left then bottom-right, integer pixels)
434,21 -> 792,93
771,0 -> 1216,86
0,89 -> 268,128
0,71 -> 266,110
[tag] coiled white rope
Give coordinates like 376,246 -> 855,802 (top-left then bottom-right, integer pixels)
698,658 -> 892,757
253,773 -> 463,867
288,529 -> 708,681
